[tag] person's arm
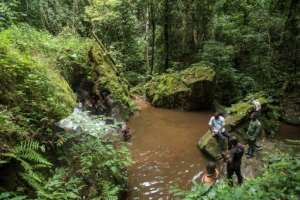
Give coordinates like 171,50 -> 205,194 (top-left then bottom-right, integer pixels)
220,117 -> 225,133
246,121 -> 254,140
253,121 -> 261,139
208,117 -> 214,133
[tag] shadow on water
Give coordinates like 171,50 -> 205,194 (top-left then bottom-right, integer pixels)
127,101 -> 212,200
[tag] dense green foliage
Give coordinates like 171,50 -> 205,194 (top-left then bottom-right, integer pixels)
0,0 -> 299,199
172,153 -> 300,200
0,24 -> 132,199
1,0 -> 299,102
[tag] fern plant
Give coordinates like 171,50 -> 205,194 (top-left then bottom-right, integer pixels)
1,140 -> 52,185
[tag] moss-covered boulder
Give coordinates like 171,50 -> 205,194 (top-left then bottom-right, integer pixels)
0,25 -> 133,199
0,32 -> 76,127
198,93 -> 273,159
88,45 -> 136,119
145,63 -> 215,110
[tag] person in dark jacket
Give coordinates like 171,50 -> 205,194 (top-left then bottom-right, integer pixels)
226,136 -> 244,186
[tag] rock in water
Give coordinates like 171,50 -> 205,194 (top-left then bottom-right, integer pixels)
198,93 -> 272,159
145,63 -> 216,110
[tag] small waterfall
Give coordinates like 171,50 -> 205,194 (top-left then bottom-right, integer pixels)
57,103 -> 125,142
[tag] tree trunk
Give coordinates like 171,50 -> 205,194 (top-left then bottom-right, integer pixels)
145,1 -> 150,72
164,0 -> 170,71
150,0 -> 156,75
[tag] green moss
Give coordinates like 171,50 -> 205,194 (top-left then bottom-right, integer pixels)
181,63 -> 216,85
145,73 -> 190,108
90,46 -> 136,115
145,64 -> 215,109
0,25 -> 135,121
0,25 -> 134,199
225,92 -> 269,129
0,42 -> 76,124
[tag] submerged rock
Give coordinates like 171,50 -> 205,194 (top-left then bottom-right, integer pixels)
198,93 -> 273,159
145,63 -> 216,110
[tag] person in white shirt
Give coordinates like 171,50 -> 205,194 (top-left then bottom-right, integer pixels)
208,113 -> 228,153
252,99 -> 261,113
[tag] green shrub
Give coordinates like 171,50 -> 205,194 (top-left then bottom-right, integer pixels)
173,153 -> 300,200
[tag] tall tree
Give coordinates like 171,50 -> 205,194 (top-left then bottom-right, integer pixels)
163,0 -> 170,71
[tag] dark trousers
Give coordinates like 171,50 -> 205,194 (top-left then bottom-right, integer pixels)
227,164 -> 243,185
214,132 -> 230,152
214,133 -> 226,152
247,139 -> 256,156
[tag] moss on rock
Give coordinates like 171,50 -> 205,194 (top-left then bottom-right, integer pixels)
145,63 -> 215,110
0,31 -> 76,126
88,45 -> 136,118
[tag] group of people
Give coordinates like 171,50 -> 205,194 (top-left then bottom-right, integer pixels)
200,100 -> 262,186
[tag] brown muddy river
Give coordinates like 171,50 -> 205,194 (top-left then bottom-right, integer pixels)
126,99 -> 300,200
127,101 -> 211,200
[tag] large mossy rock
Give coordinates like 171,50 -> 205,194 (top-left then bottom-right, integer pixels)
0,33 -> 76,126
198,93 -> 271,159
88,45 -> 136,118
145,63 -> 216,110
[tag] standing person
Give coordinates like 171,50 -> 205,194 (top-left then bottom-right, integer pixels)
226,136 -> 244,186
208,113 -> 227,154
246,113 -> 262,158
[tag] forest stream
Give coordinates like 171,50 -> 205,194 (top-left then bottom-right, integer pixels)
125,99 -> 300,200
126,99 -> 211,199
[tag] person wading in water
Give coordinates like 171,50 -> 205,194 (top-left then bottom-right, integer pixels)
121,123 -> 132,141
226,136 -> 244,186
201,162 -> 220,186
208,113 -> 229,157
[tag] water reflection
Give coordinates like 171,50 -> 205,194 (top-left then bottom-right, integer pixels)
127,104 -> 211,199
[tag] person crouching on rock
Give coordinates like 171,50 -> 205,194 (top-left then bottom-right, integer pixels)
227,136 -> 244,186
209,113 -> 229,157
121,123 -> 131,141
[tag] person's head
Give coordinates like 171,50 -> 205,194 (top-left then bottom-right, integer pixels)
250,112 -> 257,120
206,162 -> 217,176
230,136 -> 238,147
214,112 -> 222,119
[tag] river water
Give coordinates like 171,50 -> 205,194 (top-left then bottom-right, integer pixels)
127,100 -> 211,200
126,99 -> 300,200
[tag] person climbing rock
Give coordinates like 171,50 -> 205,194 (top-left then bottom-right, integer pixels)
246,113 -> 262,158
209,113 -> 229,155
201,162 -> 220,186
226,136 -> 244,186
121,123 -> 132,141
